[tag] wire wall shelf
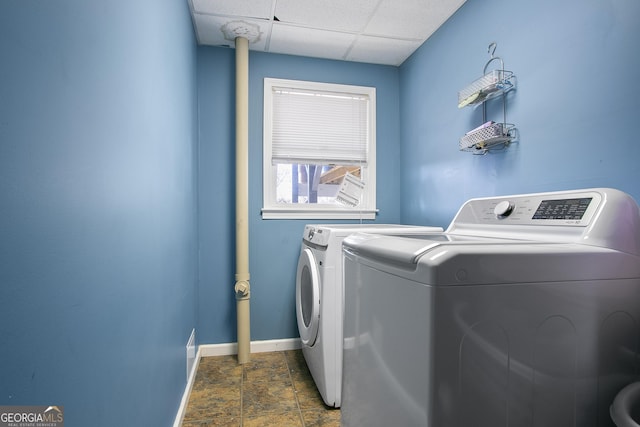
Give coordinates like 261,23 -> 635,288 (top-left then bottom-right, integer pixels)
458,42 -> 517,155
458,70 -> 515,109
459,122 -> 517,153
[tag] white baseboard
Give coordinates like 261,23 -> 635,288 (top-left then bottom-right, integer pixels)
199,337 -> 302,357
173,338 -> 302,426
173,346 -> 202,427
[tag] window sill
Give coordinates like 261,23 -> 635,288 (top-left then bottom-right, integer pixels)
261,207 -> 378,220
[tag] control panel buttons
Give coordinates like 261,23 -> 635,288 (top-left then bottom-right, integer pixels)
494,200 -> 514,218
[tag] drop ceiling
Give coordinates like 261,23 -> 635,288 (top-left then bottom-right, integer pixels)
189,0 -> 467,66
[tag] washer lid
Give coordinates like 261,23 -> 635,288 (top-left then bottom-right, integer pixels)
344,233 -> 640,285
302,223 -> 443,247
343,233 -> 517,265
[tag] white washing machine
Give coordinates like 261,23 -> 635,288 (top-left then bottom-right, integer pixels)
342,188 -> 640,427
296,223 -> 442,407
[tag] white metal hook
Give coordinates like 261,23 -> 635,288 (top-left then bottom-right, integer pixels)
488,42 -> 497,58
483,42 -> 504,74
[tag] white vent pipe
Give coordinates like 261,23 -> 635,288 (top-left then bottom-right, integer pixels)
234,35 -> 250,364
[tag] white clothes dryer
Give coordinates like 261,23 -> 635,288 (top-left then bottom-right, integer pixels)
342,188 -> 640,427
296,223 -> 442,407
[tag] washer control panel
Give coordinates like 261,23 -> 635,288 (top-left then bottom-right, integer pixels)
531,198 -> 593,220
447,188 -> 639,254
493,200 -> 514,218
455,190 -> 603,226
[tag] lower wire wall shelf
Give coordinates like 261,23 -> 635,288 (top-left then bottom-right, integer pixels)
459,122 -> 517,154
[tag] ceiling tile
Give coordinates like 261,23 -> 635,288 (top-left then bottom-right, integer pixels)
348,36 -> 422,66
269,24 -> 356,61
191,0 -> 274,20
193,14 -> 270,50
189,0 -> 468,66
364,0 -> 466,39
273,0 -> 378,33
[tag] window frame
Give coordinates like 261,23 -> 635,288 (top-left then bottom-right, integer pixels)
262,78 -> 377,220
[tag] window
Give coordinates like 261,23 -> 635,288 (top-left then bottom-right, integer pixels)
262,78 -> 376,219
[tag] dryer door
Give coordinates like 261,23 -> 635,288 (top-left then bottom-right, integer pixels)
296,248 -> 321,346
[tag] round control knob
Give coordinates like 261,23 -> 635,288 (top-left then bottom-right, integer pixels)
494,200 -> 514,218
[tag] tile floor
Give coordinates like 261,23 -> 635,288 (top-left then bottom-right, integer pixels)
181,350 -> 340,427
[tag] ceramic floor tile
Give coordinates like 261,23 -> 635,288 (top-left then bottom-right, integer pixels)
292,376 -> 328,411
242,379 -> 298,417
196,355 -> 243,387
284,350 -> 312,381
183,383 -> 241,421
182,350 -> 339,427
301,408 -> 341,427
243,411 -> 303,427
182,417 -> 240,426
243,351 -> 290,383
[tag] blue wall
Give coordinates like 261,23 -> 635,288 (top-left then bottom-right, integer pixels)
400,0 -> 640,227
0,1 -> 198,425
3,0 -> 640,421
197,48 -> 402,343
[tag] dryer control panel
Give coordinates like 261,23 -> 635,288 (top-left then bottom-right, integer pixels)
303,225 -> 331,248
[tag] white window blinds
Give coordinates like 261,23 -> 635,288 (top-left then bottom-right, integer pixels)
271,86 -> 369,165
